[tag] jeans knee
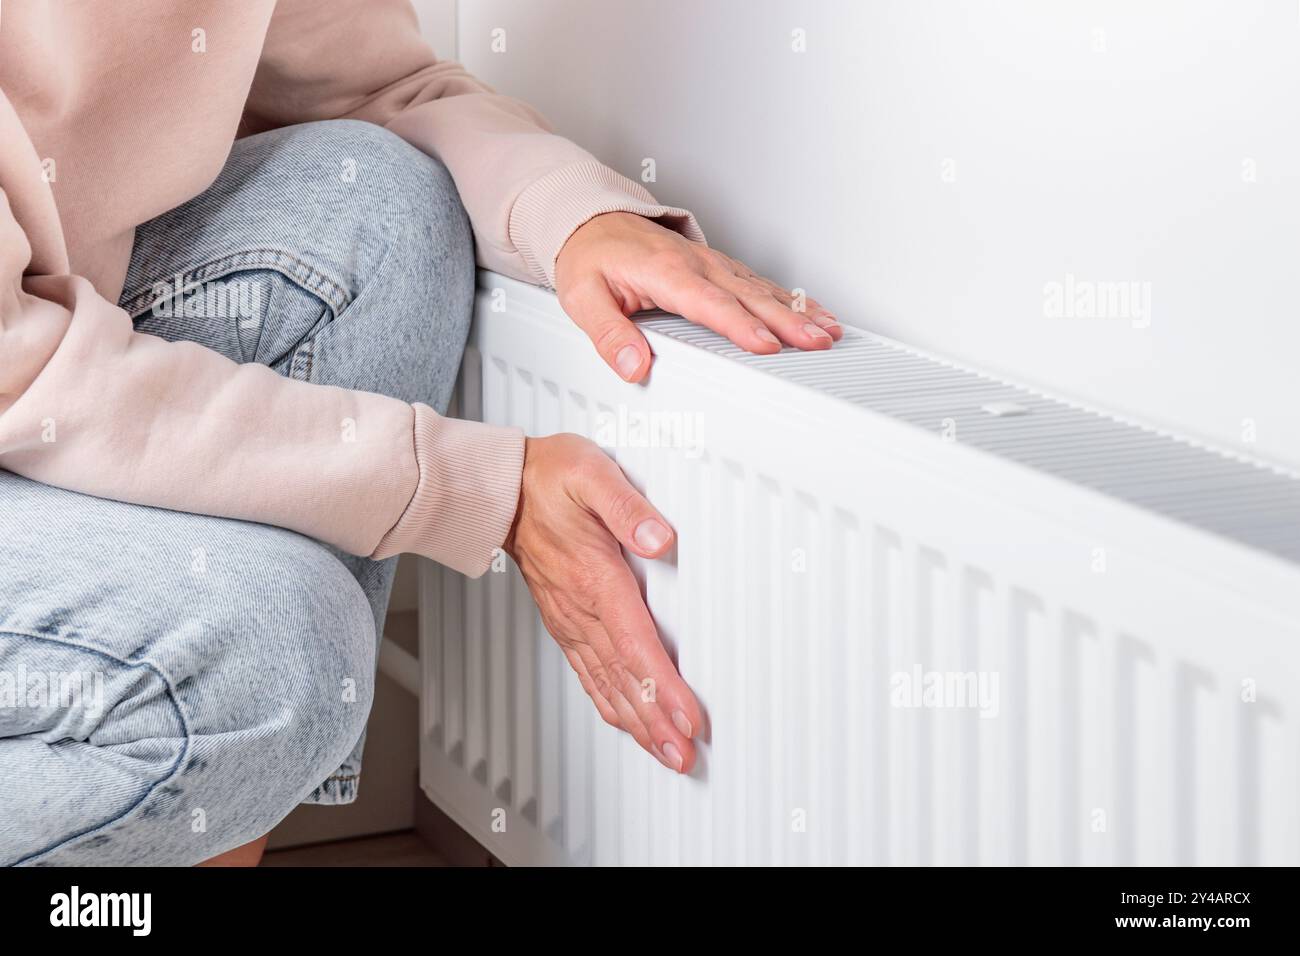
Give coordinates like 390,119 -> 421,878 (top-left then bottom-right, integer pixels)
221,530 -> 377,760
0,477 -> 381,864
345,121 -> 475,405
278,118 -> 474,279
260,120 -> 476,411
227,118 -> 475,285
168,531 -> 378,848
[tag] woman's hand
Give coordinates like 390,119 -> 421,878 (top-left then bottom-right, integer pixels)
505,433 -> 704,773
554,211 -> 841,382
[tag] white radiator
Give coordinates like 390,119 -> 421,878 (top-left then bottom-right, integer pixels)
418,272 -> 1300,866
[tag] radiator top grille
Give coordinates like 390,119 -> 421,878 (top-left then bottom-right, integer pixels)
637,315 -> 1300,565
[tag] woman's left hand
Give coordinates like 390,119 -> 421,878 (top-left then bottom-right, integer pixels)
554,211 -> 841,382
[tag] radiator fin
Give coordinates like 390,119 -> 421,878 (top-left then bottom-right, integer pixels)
637,316 -> 1300,563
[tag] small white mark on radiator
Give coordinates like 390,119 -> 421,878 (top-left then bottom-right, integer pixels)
981,401 -> 1031,417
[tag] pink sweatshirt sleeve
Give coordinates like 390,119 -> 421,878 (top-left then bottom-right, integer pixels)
244,0 -> 706,287
0,97 -> 519,577
4,0 -> 707,579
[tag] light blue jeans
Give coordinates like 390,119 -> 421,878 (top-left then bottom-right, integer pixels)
0,120 -> 475,865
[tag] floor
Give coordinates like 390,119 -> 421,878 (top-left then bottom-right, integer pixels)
262,830 -> 448,867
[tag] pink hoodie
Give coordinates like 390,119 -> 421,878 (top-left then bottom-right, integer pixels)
0,0 -> 703,575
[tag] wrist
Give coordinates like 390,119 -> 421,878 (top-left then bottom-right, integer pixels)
503,436 -> 533,558
555,212 -> 639,287
371,406 -> 525,577
509,158 -> 704,288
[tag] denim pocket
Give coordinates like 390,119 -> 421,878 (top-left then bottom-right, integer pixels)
120,249 -> 350,369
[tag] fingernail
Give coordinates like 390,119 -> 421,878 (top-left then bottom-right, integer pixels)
804,322 -> 831,339
661,741 -> 684,772
813,313 -> 840,329
755,327 -> 781,347
634,518 -> 670,552
615,344 -> 642,379
672,709 -> 693,738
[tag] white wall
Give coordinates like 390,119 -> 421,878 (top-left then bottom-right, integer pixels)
410,0 -> 457,56
436,0 -> 1298,467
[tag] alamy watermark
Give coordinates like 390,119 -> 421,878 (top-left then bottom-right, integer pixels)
1043,273 -> 1151,329
151,273 -> 261,326
593,405 -> 705,458
50,886 -> 151,936
890,665 -> 1000,718
0,666 -> 106,719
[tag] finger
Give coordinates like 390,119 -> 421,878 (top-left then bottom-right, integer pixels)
592,563 -> 703,765
560,644 -> 621,728
578,612 -> 695,774
573,452 -> 675,559
570,629 -> 659,756
724,255 -> 835,323
559,277 -> 652,383
642,266 -> 784,355
530,586 -> 624,731
709,267 -> 834,351
744,273 -> 843,340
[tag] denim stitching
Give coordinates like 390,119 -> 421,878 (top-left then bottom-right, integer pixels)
286,337 -> 315,384
124,247 -> 349,313
120,247 -> 352,319
281,214 -> 412,388
1,626 -> 192,866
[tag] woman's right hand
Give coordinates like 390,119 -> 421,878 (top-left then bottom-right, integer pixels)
504,433 -> 703,773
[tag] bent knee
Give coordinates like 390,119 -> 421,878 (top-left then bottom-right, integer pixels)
239,118 -> 473,258
140,529 -> 378,831
183,527 -> 378,750
255,121 -> 476,407
309,120 -> 477,329
0,481 -> 380,864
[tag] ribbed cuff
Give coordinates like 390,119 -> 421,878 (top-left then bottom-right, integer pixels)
509,159 -> 708,288
370,403 -> 525,577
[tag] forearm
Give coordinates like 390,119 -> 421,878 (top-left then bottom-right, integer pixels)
1,275 -> 521,576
